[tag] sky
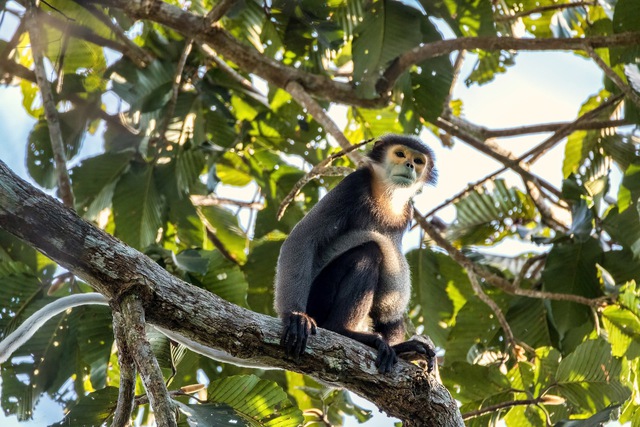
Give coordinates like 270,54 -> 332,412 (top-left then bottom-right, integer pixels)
0,7 -> 613,427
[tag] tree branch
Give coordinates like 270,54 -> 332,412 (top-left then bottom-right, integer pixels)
0,159 -> 463,426
495,1 -> 595,22
120,294 -> 177,427
413,212 -> 604,307
481,119 -> 629,139
35,7 -> 149,68
585,45 -> 640,110
380,33 -> 640,94
203,0 -> 237,28
466,271 -> 518,352
434,117 -> 563,199
111,313 -> 137,427
285,80 -> 363,163
27,1 -> 75,208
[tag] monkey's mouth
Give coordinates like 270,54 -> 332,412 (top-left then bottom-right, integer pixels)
392,174 -> 414,185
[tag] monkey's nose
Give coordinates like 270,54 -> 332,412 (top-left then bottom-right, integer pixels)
406,162 -> 414,169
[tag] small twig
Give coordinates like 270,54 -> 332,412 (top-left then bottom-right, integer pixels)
525,92 -> 624,164
277,139 -> 373,220
35,8 -> 148,68
190,195 -> 264,210
203,0 -> 237,28
482,119 -> 629,138
585,45 -> 640,110
156,39 -> 193,149
83,3 -> 153,66
435,117 -> 563,199
466,271 -> 518,352
111,312 -> 137,427
120,294 -> 177,427
513,254 -> 546,289
495,1 -> 595,22
27,1 -> 75,208
462,398 -> 540,420
198,42 -> 269,105
421,169 -> 503,220
285,80 -> 363,164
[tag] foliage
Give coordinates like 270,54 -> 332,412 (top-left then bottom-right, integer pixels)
0,0 -> 640,425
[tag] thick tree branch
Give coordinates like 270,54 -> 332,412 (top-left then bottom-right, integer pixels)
27,1 -> 75,208
0,160 -> 463,427
380,32 -> 640,94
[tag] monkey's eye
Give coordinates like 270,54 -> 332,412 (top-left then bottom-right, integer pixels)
414,158 -> 424,165
395,151 -> 405,158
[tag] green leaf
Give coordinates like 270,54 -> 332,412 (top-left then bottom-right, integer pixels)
72,305 -> 114,389
113,163 -> 165,249
71,151 -> 134,218
506,297 -> 552,349
562,90 -> 616,178
603,206 -> 640,259
26,110 -> 88,189
441,362 -> 511,403
542,238 -> 603,338
406,248 -> 459,348
465,50 -> 515,86
352,0 -> 423,97
448,179 -> 537,246
442,0 -> 495,37
602,305 -> 640,358
202,375 -> 304,427
174,249 -> 211,275
568,200 -> 594,243
244,238 -> 283,316
195,251 -> 249,308
50,387 -> 119,427
555,340 -> 630,413
445,296 -> 503,364
199,205 -> 248,264
611,0 -> 640,65
555,404 -> 622,426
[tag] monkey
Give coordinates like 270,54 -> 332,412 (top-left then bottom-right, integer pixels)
274,134 -> 437,374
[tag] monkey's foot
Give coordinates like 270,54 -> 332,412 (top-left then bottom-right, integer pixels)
280,312 -> 317,361
374,337 -> 398,374
393,337 -> 437,373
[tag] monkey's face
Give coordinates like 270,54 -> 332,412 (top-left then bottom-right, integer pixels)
383,144 -> 429,187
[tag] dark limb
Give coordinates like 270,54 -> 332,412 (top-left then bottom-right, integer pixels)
306,242 -> 401,373
280,312 -> 317,361
376,318 -> 436,373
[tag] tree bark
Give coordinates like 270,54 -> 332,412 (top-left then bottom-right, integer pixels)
0,160 -> 464,426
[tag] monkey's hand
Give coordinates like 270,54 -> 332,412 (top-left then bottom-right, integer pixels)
280,312 -> 317,361
393,339 -> 437,373
374,337 -> 398,374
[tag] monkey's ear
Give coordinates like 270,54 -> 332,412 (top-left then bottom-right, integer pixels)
372,138 -> 385,148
